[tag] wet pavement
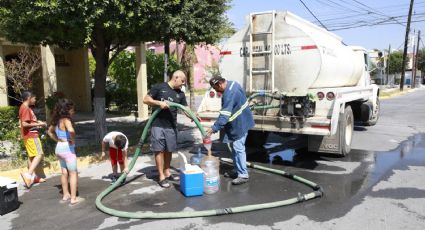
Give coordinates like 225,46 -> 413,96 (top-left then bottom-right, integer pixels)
2,89 -> 425,229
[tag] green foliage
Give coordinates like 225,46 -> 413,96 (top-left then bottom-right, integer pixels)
147,52 -> 181,86
0,0 -> 232,141
0,1 -> 158,48
88,54 -> 96,78
107,50 -> 181,112
162,0 -> 232,44
0,106 -> 23,158
0,106 -> 19,141
388,51 -> 405,74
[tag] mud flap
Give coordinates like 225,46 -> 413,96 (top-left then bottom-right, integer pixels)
307,128 -> 342,155
308,113 -> 345,155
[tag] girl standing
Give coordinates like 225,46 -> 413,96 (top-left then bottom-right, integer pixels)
47,98 -> 84,205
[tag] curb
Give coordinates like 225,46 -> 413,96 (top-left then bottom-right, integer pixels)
379,88 -> 416,100
0,153 -> 107,183
0,145 -> 144,182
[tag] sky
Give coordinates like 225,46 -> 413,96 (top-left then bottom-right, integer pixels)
226,0 -> 425,52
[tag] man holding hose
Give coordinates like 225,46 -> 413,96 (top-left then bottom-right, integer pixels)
206,75 -> 254,185
143,70 -> 198,188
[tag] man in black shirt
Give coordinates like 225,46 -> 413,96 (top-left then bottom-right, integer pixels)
143,70 -> 196,188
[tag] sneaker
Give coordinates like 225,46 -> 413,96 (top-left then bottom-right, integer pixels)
231,177 -> 249,185
224,171 -> 238,179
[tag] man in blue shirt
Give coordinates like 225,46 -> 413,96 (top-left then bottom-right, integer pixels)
206,76 -> 255,185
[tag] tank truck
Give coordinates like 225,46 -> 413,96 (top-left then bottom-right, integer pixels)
197,11 -> 380,155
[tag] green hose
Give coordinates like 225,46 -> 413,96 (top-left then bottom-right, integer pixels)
95,101 -> 323,219
248,92 -> 283,111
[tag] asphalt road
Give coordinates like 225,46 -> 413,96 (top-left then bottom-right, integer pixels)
2,88 -> 425,230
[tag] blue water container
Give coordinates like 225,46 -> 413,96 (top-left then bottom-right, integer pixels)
180,166 -> 204,197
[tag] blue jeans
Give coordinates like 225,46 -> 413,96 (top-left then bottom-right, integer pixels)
227,132 -> 249,178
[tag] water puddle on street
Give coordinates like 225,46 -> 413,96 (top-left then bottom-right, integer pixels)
260,133 -> 425,196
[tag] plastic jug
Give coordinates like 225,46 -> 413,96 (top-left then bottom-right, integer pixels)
200,156 -> 220,194
203,137 -> 212,155
190,147 -> 204,166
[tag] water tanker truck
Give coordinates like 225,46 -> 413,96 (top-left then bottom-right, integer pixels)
197,11 -> 380,156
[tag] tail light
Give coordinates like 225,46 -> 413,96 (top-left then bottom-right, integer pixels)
217,92 -> 222,98
317,92 -> 325,100
209,91 -> 215,98
326,92 -> 335,101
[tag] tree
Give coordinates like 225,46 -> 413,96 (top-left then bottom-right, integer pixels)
0,0 -> 161,141
107,50 -> 181,112
0,1 -> 231,142
154,0 -> 233,110
1,47 -> 41,96
388,51 -> 406,74
147,0 -> 233,82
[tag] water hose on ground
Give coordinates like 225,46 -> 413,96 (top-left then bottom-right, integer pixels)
95,102 -> 323,219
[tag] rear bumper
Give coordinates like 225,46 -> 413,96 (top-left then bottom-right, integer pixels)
198,112 -> 331,136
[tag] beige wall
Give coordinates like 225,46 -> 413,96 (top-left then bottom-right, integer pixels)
0,44 -> 6,106
0,43 -> 91,112
135,43 -> 149,120
55,48 -> 91,112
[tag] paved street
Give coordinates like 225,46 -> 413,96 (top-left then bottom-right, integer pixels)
2,88 -> 425,230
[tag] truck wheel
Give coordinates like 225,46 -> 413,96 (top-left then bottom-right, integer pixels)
340,105 -> 354,156
246,130 -> 269,147
364,98 -> 380,126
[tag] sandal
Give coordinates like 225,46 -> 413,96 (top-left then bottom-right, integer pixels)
69,197 -> 85,206
158,179 -> 170,188
166,174 -> 180,181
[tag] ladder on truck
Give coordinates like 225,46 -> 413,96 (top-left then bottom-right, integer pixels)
249,11 -> 276,92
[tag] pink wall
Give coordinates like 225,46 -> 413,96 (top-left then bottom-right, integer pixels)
147,41 -> 220,89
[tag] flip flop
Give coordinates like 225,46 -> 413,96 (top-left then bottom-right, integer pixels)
20,173 -> 32,188
166,174 -> 180,181
34,177 -> 46,183
69,197 -> 85,206
158,179 -> 170,188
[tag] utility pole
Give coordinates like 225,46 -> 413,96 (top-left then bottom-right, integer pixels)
412,30 -> 416,89
413,30 -> 421,88
400,0 -> 415,91
386,44 -> 391,85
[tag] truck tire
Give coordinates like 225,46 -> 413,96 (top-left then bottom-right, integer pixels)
340,105 -> 354,156
246,130 -> 269,147
364,98 -> 380,126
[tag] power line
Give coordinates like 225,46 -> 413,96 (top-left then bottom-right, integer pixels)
299,0 -> 329,30
307,0 -> 425,29
349,0 -> 406,26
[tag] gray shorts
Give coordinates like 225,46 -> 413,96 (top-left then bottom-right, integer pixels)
150,126 -> 177,153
